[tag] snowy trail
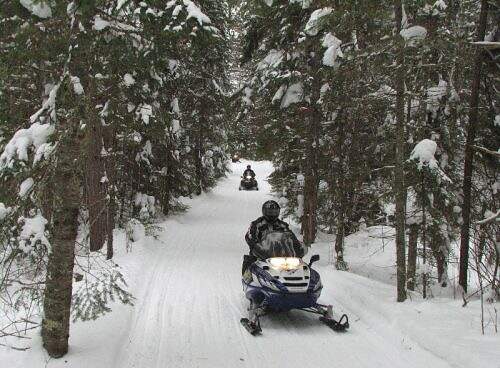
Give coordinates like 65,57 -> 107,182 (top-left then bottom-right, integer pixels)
2,161 -> 478,368
112,161 -> 453,368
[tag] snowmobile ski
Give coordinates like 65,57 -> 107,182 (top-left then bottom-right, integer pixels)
319,314 -> 349,332
240,318 -> 262,335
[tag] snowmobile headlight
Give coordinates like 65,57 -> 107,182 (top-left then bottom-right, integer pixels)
269,257 -> 301,271
246,176 -> 252,179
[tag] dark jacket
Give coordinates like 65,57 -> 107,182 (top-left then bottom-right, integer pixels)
243,169 -> 256,178
245,216 -> 305,258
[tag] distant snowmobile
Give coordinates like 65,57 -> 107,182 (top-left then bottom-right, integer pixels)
232,154 -> 241,163
241,231 -> 349,335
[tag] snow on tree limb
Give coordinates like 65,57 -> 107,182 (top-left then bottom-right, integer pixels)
472,145 -> 500,159
477,210 -> 500,225
304,7 -> 332,36
0,123 -> 55,169
19,0 -> 52,19
409,139 -> 452,182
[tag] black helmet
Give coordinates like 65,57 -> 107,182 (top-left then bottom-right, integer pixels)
262,200 -> 280,222
247,165 -> 251,169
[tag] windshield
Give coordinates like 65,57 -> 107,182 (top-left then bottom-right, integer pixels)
254,231 -> 297,259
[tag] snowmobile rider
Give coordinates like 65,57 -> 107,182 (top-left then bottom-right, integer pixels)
242,200 -> 305,274
242,165 -> 256,179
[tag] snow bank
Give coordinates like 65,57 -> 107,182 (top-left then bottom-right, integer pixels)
126,219 -> 145,244
19,0 -> 52,19
305,7 -> 332,36
343,226 -> 397,285
0,122 -> 55,169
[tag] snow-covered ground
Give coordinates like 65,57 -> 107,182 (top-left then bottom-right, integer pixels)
1,161 -> 498,368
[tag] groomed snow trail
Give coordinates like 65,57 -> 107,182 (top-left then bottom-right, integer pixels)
113,161 -> 453,368
2,161 -> 464,368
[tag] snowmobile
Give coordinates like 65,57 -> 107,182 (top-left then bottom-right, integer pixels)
232,154 -> 241,163
239,174 -> 258,191
241,231 -> 349,335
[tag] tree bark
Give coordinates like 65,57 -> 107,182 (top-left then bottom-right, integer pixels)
41,125 -> 81,358
86,107 -> 106,252
394,0 -> 407,302
103,123 -> 116,260
458,0 -> 489,293
407,224 -> 418,291
301,54 -> 321,246
335,198 -> 348,270
195,111 -> 204,196
302,139 -> 318,245
430,230 -> 447,287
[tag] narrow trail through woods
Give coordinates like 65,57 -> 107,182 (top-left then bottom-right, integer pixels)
111,161 -> 453,368
5,161 -> 458,368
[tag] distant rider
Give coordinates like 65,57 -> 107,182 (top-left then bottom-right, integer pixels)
242,200 -> 305,274
242,165 -> 256,179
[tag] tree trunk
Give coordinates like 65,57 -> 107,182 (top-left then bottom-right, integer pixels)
394,0 -> 407,302
195,115 -> 204,196
301,58 -> 321,245
103,124 -> 116,260
86,107 -> 106,252
430,230 -> 447,287
458,0 -> 489,293
41,126 -> 81,358
407,224 -> 418,291
302,159 -> 318,245
335,200 -> 348,271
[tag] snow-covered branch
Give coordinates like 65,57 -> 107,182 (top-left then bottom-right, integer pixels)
477,210 -> 500,225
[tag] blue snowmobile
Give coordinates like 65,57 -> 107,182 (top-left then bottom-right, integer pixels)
241,231 -> 349,335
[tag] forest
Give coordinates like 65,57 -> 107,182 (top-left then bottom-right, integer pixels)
0,1 -> 498,367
